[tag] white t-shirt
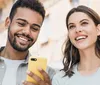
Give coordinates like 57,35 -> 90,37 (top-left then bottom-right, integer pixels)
52,65 -> 100,85
1,57 -> 24,85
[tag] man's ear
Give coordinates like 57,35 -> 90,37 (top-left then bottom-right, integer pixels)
5,17 -> 11,28
97,24 -> 100,36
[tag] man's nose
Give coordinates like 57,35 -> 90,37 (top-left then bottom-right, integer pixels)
22,25 -> 31,34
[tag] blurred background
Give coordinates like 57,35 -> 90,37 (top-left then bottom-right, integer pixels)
0,0 -> 100,70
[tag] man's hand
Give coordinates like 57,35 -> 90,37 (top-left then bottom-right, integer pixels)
23,68 -> 51,85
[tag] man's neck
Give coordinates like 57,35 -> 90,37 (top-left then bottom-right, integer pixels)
0,46 -> 29,60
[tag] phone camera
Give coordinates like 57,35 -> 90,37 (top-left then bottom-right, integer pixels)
31,58 -> 37,61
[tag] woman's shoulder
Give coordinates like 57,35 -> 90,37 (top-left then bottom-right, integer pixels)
53,70 -> 70,80
54,70 -> 65,77
52,70 -> 69,85
52,65 -> 77,79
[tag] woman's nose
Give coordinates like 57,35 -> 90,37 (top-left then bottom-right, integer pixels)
75,26 -> 82,33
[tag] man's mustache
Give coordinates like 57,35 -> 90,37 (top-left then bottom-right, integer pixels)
14,33 -> 33,42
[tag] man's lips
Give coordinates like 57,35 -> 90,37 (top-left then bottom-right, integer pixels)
16,36 -> 29,45
18,36 -> 28,42
15,33 -> 33,42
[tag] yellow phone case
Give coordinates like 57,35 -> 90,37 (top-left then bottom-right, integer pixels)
26,56 -> 47,84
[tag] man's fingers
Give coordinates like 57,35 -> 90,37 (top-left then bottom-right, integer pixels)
23,80 -> 35,85
27,71 -> 43,83
37,68 -> 51,83
27,70 -> 51,85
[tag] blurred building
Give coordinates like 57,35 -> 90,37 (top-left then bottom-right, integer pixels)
0,0 -> 13,32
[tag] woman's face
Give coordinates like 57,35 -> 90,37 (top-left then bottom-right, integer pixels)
68,12 -> 100,50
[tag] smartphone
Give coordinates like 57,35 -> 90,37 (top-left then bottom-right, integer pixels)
26,56 -> 47,84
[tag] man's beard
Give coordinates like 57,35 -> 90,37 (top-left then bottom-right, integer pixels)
9,37 -> 30,52
8,28 -> 34,52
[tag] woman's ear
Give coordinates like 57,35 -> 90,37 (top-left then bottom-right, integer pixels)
97,24 -> 100,36
5,17 -> 11,28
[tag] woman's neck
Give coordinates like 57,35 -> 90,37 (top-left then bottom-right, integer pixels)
77,48 -> 100,75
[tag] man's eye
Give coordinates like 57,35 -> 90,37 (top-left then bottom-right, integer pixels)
31,26 -> 40,32
17,22 -> 26,26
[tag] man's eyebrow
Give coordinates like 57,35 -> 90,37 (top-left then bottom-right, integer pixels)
32,24 -> 41,28
16,18 -> 41,28
16,18 -> 28,23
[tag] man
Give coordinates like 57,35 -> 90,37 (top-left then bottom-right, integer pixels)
0,0 -> 55,85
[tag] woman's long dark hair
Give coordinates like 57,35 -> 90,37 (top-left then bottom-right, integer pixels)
62,5 -> 100,77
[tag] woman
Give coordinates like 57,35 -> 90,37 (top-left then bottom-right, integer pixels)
52,5 -> 100,85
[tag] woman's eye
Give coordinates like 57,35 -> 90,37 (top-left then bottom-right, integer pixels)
68,25 -> 75,30
81,22 -> 88,26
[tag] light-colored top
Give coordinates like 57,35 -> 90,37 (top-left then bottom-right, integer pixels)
52,65 -> 100,85
0,47 -> 56,85
1,57 -> 24,85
